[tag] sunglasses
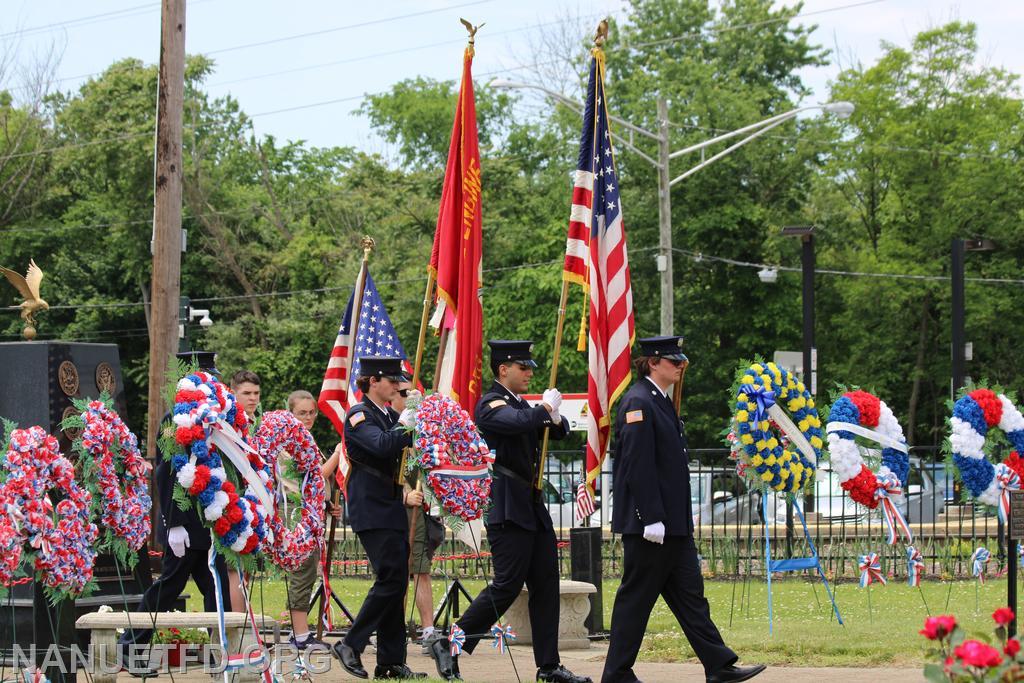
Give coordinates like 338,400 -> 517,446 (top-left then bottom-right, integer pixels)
397,389 -> 409,398
665,358 -> 688,367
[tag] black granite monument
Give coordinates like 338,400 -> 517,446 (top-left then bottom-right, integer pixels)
0,342 -> 158,680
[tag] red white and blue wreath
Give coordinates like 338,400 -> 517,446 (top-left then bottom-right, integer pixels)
949,388 -> 1024,522
253,410 -> 326,572
64,398 -> 152,561
170,371 -> 274,561
408,393 -> 493,524
826,390 -> 912,544
0,425 -> 98,599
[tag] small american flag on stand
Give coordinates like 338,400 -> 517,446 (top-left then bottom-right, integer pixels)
568,45 -> 635,522
318,268 -> 412,496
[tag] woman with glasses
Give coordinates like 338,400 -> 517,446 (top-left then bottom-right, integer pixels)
280,389 -> 343,652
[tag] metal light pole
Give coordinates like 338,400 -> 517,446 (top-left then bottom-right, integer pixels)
489,78 -> 853,336
783,226 -> 815,526
951,237 -> 996,398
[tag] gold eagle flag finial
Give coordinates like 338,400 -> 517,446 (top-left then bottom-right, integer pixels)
0,259 -> 49,340
460,17 -> 484,49
594,19 -> 609,48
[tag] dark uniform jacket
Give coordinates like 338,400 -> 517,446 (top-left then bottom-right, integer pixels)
155,412 -> 211,550
343,395 -> 413,533
611,377 -> 694,536
475,380 -> 570,531
155,457 -> 212,550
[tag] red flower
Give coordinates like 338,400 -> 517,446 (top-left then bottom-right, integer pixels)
1004,452 -> 1024,484
920,615 -> 957,640
174,427 -> 193,446
1005,638 -> 1020,657
969,389 -> 1003,427
846,390 -> 881,427
954,639 -> 1003,669
221,481 -> 236,495
242,533 -> 259,554
841,465 -> 880,508
943,656 -> 955,676
213,517 -> 231,536
226,504 -> 243,524
189,466 -> 211,495
993,607 -> 1015,626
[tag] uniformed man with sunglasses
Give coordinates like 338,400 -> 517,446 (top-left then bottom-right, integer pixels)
601,336 -> 765,683
429,340 -> 591,683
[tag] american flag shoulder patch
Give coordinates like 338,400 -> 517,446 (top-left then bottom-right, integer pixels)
488,399 -> 507,409
625,410 -> 644,424
348,412 -> 366,427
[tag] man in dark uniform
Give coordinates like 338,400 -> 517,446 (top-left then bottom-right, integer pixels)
330,356 -> 427,680
118,350 -> 231,672
601,337 -> 765,683
428,340 -> 591,683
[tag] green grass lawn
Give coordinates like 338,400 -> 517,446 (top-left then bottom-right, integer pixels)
186,575 -> 1016,668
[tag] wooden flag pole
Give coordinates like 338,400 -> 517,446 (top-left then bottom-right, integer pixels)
410,270 -> 436,389
317,235 -> 374,639
537,279 -> 572,491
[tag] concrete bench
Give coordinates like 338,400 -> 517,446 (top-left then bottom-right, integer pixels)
75,611 -> 276,683
503,580 -> 597,650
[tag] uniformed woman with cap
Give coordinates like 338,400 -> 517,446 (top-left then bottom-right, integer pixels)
601,336 -> 765,683
331,356 -> 427,680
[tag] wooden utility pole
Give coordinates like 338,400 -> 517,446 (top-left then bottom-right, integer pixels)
146,0 -> 186,459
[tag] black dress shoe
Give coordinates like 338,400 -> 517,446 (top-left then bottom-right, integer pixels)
536,664 -> 593,683
706,664 -> 767,683
427,639 -> 462,681
331,640 -> 368,679
373,663 -> 428,679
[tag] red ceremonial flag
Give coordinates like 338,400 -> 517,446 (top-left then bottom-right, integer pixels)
569,47 -> 635,520
429,45 -> 484,413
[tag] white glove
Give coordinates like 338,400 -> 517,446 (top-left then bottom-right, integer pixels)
398,407 -> 416,428
550,409 -> 561,424
542,388 -> 562,412
642,521 -> 666,545
167,526 -> 190,558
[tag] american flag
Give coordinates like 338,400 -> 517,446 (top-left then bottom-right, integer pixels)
568,48 -> 635,520
318,267 -> 411,495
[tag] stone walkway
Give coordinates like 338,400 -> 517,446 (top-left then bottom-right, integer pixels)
112,641 -> 920,682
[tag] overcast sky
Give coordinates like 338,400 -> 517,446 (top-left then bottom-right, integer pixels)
5,0 -> 1022,158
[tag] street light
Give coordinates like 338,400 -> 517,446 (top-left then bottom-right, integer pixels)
490,78 -> 853,334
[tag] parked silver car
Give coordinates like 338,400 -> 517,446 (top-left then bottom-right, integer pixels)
691,466 -> 763,526
774,456 -> 944,524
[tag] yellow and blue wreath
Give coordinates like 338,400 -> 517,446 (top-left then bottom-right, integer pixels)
731,360 -> 823,493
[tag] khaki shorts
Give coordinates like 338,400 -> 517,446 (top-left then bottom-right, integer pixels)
285,548 -> 321,611
409,507 -> 432,575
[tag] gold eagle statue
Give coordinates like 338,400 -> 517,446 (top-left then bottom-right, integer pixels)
0,259 -> 48,340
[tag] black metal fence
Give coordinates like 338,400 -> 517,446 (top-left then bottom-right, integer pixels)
327,447 -> 1009,582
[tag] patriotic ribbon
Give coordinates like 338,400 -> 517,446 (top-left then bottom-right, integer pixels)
859,552 -> 886,587
875,472 -> 913,545
994,463 -> 1020,525
449,624 -> 466,657
907,546 -> 925,587
740,384 -> 776,422
490,624 -> 517,653
971,547 -> 991,584
318,539 -> 335,632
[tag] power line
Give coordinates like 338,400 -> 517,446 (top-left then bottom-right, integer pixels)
0,3 -> 157,40
624,0 -> 889,50
672,248 -> 1024,286
209,10 -> 614,89
205,0 -> 498,56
